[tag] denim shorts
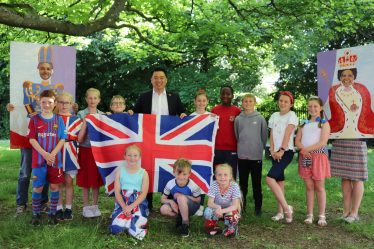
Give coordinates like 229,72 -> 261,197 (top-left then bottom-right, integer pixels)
164,197 -> 200,216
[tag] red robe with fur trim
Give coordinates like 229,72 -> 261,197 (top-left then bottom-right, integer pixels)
328,82 -> 374,135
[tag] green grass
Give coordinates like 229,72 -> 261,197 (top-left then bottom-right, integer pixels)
0,140 -> 374,248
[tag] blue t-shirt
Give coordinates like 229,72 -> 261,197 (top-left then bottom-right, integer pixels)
163,179 -> 201,201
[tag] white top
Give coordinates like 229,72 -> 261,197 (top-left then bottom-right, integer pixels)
152,88 -> 169,115
301,122 -> 322,148
207,181 -> 241,209
268,111 -> 298,152
190,111 -> 210,116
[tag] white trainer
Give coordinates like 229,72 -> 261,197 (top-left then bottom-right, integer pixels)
194,205 -> 204,216
83,206 -> 95,218
91,205 -> 102,217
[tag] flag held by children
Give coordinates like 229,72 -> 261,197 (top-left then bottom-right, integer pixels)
85,113 -> 219,196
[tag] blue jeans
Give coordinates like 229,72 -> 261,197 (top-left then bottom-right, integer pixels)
16,148 -> 49,207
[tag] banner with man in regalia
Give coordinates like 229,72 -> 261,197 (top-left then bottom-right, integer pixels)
9,42 -> 76,148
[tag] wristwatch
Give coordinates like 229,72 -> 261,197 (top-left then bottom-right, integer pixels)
280,147 -> 286,151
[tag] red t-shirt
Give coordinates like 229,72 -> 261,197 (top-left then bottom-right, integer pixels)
211,105 -> 242,150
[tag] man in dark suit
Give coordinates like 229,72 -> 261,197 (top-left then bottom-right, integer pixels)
128,68 -> 188,210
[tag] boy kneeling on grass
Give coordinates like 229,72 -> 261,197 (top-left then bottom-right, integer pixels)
160,158 -> 201,237
27,90 -> 67,226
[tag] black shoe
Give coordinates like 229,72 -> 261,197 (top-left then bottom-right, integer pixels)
30,213 -> 41,226
227,233 -> 235,238
255,208 -> 262,218
179,224 -> 190,237
40,203 -> 50,214
48,213 -> 59,226
56,209 -> 64,221
64,208 -> 73,220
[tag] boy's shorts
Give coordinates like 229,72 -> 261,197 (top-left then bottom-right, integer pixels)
32,166 -> 65,188
164,197 -> 200,216
65,170 -> 78,179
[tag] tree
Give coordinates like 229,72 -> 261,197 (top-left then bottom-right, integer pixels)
274,26 -> 372,99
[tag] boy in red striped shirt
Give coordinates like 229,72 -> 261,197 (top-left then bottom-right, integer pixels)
27,90 -> 67,226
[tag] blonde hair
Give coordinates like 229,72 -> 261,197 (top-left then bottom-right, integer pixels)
173,158 -> 192,174
215,163 -> 243,213
299,96 -> 325,129
241,93 -> 256,103
110,95 -> 125,105
86,88 -> 101,98
124,145 -> 142,156
215,164 -> 235,182
55,92 -> 73,114
56,92 -> 73,103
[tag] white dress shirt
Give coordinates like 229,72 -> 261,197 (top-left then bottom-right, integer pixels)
151,88 -> 169,115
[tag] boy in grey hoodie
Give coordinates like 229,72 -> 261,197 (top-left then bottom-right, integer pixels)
234,94 -> 268,216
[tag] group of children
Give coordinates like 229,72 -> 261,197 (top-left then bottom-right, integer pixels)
17,84 -> 334,239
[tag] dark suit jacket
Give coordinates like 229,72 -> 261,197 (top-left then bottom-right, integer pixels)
132,89 -> 188,115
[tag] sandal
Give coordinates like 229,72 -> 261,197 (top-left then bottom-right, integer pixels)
318,215 -> 327,226
284,205 -> 294,224
339,214 -> 348,219
344,215 -> 359,224
271,213 -> 284,221
304,214 -> 314,224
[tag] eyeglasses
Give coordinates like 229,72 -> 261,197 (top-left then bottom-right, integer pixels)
57,101 -> 71,106
111,102 -> 125,106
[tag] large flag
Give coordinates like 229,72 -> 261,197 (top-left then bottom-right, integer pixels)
86,113 -> 219,196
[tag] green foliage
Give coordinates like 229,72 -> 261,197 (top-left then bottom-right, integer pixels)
0,58 -> 9,139
274,27 -> 372,99
75,34 -> 261,114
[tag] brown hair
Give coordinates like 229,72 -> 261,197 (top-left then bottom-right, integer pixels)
194,91 -> 209,111
124,145 -> 142,156
173,158 -> 192,174
40,90 -> 56,101
299,96 -> 325,129
37,62 -> 53,70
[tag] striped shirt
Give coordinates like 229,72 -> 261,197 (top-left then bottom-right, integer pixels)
27,114 -> 68,169
207,181 -> 241,208
163,179 -> 201,201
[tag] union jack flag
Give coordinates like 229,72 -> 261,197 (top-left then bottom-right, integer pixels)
85,113 -> 219,196
59,115 -> 83,171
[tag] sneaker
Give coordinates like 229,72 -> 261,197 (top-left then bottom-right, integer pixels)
48,213 -> 59,226
194,205 -> 204,216
227,233 -> 235,238
30,213 -> 41,226
83,206 -> 95,218
40,203 -> 50,214
179,224 -> 190,237
64,208 -> 73,220
56,209 -> 64,221
14,205 -> 26,218
255,208 -> 262,218
91,205 -> 102,217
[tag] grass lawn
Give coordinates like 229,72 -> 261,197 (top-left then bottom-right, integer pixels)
0,140 -> 373,248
